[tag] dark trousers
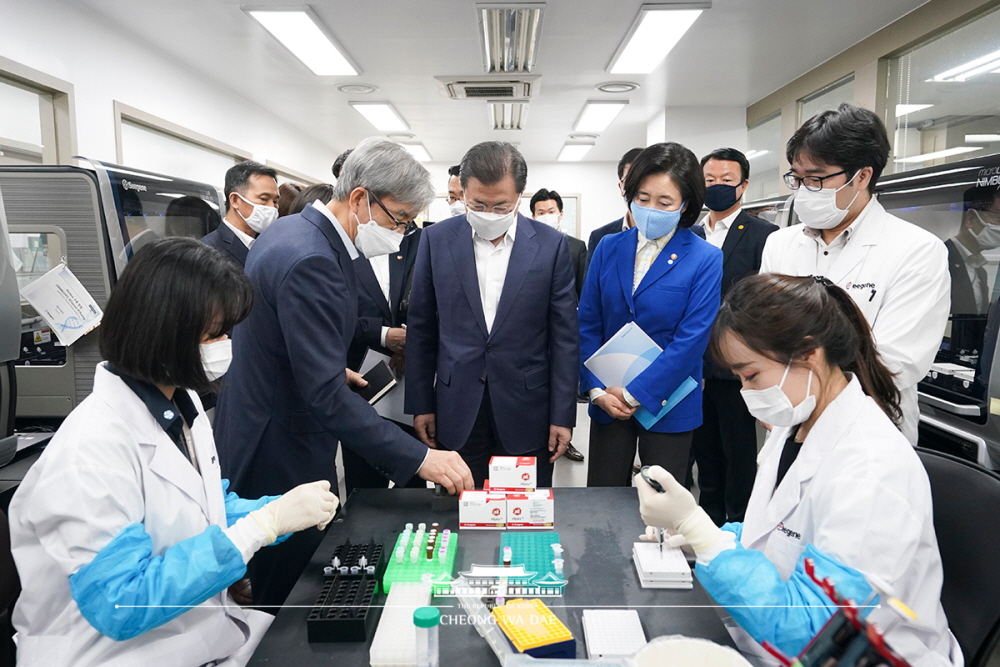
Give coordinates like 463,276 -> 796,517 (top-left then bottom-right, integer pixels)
691,378 -> 758,525
586,418 -> 692,487
342,420 -> 427,495
460,384 -> 554,488
248,524 -> 326,613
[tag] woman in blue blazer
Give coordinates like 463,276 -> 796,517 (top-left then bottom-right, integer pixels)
580,142 -> 723,486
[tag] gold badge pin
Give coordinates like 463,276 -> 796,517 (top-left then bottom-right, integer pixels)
738,225 -> 744,230
670,253 -> 677,260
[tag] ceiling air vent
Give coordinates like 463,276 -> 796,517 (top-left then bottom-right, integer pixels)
435,75 -> 540,100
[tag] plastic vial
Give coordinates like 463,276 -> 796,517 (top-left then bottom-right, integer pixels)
418,522 -> 427,531
405,522 -> 414,531
553,558 -> 564,575
350,566 -> 360,575
339,566 -> 349,575
359,555 -> 368,568
410,548 -> 419,563
552,543 -> 564,557
413,607 -> 440,667
426,545 -> 434,560
502,547 -> 512,567
323,566 -> 334,576
366,565 -> 376,575
431,523 -> 440,531
332,556 -> 341,568
395,549 -> 404,564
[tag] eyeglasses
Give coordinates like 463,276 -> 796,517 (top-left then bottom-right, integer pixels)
466,201 -> 516,215
369,192 -> 411,231
782,170 -> 848,192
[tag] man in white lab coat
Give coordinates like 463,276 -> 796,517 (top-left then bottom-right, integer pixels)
761,103 -> 950,445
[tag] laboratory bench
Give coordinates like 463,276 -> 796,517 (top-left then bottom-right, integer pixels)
248,487 -> 736,666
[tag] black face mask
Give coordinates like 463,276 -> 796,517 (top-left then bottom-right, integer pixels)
704,183 -> 743,212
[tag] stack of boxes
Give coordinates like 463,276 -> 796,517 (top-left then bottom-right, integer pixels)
459,456 -> 554,530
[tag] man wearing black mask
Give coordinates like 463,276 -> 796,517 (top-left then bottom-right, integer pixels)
691,148 -> 777,526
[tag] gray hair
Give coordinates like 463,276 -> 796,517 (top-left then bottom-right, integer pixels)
332,138 -> 435,212
459,141 -> 527,193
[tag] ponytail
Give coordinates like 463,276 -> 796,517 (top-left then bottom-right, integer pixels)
818,279 -> 901,425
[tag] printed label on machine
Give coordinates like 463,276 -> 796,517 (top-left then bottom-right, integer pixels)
19,263 -> 104,346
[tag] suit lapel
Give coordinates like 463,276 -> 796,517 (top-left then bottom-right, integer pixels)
141,437 -> 211,523
449,219 -> 489,338
825,202 -> 884,285
616,227 -> 639,314
218,222 -> 249,266
633,229 -> 691,298
720,213 -> 750,269
354,255 -> 392,320
491,215 -> 539,338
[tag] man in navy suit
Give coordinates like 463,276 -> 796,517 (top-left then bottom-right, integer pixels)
691,148 -> 778,525
200,161 -> 280,268
587,147 -> 643,263
406,142 -> 579,488
214,139 -> 472,610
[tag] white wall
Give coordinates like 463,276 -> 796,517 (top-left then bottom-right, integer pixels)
652,107 -> 749,160
0,0 -> 335,182
423,161 -> 627,242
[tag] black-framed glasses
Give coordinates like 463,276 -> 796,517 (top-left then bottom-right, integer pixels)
783,170 -> 847,192
368,192 -> 411,231
466,201 -> 516,215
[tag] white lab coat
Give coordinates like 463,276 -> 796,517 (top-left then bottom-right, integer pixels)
760,197 -> 951,445
8,364 -> 272,667
733,376 -> 961,667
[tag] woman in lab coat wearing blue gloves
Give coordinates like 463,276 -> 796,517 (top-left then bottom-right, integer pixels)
637,274 -> 961,667
9,238 -> 339,667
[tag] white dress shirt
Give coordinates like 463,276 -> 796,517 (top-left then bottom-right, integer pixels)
700,208 -> 740,248
802,216 -> 863,276
223,219 -> 256,249
369,254 -> 393,346
473,223 -> 517,333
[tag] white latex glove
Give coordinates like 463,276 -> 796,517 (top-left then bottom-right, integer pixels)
635,466 -> 723,556
250,480 -> 339,543
638,527 -> 690,549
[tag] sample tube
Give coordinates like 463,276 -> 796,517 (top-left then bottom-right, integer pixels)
405,523 -> 414,531
503,546 -> 512,567
323,566 -> 334,576
431,523 -> 440,532
418,523 -> 427,531
553,558 -> 564,575
414,607 -> 441,667
426,545 -> 434,560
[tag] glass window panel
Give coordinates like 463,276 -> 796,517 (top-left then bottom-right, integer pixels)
746,113 -> 782,201
120,120 -> 237,187
0,79 -> 43,147
799,76 -> 855,124
888,6 -> 1000,174
10,232 -> 57,291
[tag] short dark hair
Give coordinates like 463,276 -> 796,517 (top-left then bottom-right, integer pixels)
530,188 -> 563,215
332,149 -> 353,179
964,184 -> 1000,212
100,238 -> 253,392
701,148 -> 750,182
623,142 -> 705,229
289,183 -> 335,216
786,103 -> 889,194
618,147 -> 644,181
224,161 -> 277,212
277,182 -> 304,218
460,142 -> 527,193
448,165 -> 461,178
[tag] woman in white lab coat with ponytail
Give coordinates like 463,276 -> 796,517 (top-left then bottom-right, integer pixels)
9,238 -> 339,667
636,273 -> 961,667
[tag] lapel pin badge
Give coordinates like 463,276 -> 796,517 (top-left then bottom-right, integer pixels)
396,255 -> 403,260
670,253 -> 677,260
738,225 -> 744,230
163,409 -> 175,420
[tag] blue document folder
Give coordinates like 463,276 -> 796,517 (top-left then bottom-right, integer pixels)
584,322 -> 697,428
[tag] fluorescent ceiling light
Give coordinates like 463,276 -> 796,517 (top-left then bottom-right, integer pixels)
478,4 -> 544,73
349,103 -> 409,132
573,101 -> 628,133
893,146 -> 982,164
931,48 -> 1000,82
488,100 -> 529,130
745,149 -> 769,159
608,3 -> 709,75
895,104 -> 933,117
247,8 -> 357,76
966,134 -> 1000,143
401,143 -> 432,162
558,143 -> 594,162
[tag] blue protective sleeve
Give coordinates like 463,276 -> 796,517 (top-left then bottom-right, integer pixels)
720,522 -> 743,541
220,479 -> 290,545
696,542 -> 876,657
68,523 -> 247,641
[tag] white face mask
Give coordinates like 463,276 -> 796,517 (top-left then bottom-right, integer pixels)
973,210 -> 1000,250
448,200 -> 467,217
740,363 -> 816,427
467,208 -> 517,241
234,193 -> 278,234
201,338 -> 232,382
792,171 -> 862,230
535,213 -> 562,231
354,198 -> 403,258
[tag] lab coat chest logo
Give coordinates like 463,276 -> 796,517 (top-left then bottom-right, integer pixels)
776,522 -> 801,540
844,281 -> 878,303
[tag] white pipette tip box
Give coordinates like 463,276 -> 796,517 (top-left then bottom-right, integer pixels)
632,542 -> 693,589
582,609 -> 647,659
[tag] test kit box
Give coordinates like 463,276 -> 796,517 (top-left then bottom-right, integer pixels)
488,456 -> 536,492
505,489 -> 554,529
459,490 -> 507,529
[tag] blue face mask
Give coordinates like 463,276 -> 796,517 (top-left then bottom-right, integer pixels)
631,201 -> 684,240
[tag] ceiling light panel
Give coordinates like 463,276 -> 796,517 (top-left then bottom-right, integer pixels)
349,103 -> 409,132
558,143 -> 594,162
402,143 -> 432,162
893,147 -> 982,164
478,4 -> 545,74
895,104 -> 933,117
966,134 -> 1000,143
745,149 -> 769,159
573,101 -> 628,133
489,100 -> 529,130
608,3 -> 709,75
246,8 -> 358,76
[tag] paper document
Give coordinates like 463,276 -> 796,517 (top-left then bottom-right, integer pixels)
19,263 -> 102,346
360,350 -> 413,426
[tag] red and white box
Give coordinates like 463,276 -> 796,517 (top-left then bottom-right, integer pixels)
459,490 -> 507,529
488,456 -> 536,492
506,489 -> 554,529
